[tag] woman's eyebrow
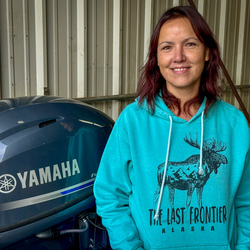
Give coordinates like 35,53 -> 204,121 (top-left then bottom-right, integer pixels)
158,37 -> 200,46
158,41 -> 174,47
182,37 -> 200,43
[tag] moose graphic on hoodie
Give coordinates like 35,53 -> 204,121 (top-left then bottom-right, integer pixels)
154,133 -> 228,213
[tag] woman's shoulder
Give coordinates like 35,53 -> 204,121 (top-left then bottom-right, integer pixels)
213,99 -> 249,129
214,99 -> 246,118
118,101 -> 144,118
123,101 -> 138,112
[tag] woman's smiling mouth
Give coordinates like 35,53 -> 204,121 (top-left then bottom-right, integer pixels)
172,67 -> 190,72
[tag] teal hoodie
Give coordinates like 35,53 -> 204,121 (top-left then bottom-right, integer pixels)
94,96 -> 250,250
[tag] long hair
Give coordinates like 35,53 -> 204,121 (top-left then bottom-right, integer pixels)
136,6 -> 222,115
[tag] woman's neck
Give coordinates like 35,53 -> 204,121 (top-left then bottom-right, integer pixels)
170,101 -> 201,121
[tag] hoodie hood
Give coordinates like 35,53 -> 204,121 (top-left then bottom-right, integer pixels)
137,94 -> 207,124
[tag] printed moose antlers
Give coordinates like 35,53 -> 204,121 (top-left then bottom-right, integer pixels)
184,132 -> 227,152
184,132 -> 200,149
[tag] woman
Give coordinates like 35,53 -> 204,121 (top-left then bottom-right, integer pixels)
94,6 -> 250,249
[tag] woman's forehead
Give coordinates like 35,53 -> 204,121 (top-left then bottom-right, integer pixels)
158,17 -> 200,43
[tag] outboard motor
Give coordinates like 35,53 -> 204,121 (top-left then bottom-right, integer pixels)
0,96 -> 114,249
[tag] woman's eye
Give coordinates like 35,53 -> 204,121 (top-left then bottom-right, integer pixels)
162,46 -> 171,50
186,42 -> 196,47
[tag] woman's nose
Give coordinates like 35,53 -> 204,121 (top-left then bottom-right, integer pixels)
173,46 -> 185,62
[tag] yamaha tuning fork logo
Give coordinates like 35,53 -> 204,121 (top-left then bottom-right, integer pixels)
0,174 -> 17,193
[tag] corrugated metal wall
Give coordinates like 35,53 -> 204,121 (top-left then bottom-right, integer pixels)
0,0 -> 250,120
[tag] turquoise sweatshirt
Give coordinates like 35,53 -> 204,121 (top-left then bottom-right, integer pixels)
94,96 -> 250,250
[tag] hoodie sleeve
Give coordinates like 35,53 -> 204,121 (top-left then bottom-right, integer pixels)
94,114 -> 144,250
234,117 -> 250,249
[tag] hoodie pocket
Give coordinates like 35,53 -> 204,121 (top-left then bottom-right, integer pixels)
151,245 -> 231,250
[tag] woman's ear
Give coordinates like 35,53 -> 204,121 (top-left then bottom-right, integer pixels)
205,47 -> 209,61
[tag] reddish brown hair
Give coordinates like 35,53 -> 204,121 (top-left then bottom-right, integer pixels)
136,6 -> 222,115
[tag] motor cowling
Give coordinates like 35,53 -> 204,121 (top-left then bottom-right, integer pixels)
0,96 -> 114,248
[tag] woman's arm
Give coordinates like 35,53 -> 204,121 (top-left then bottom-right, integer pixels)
94,117 -> 144,250
234,113 -> 250,249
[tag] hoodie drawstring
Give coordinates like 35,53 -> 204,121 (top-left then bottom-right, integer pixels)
198,111 -> 205,175
154,116 -> 173,221
154,111 -> 205,221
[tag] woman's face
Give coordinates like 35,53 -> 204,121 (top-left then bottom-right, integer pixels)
157,17 -> 209,98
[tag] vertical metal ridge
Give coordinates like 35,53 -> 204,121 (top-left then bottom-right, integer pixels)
47,0 -> 59,96
112,0 -> 122,120
76,0 -> 87,98
34,0 -> 45,95
66,0 -> 72,98
135,0 -> 141,92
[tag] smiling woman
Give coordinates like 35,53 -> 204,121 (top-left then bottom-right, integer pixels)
157,18 -> 209,119
94,6 -> 250,250
137,6 -> 222,120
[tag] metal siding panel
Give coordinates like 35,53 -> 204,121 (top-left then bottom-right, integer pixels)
86,0 -> 95,99
1,0 -> 46,98
28,0 -> 39,95
0,0 -> 250,120
242,89 -> 250,113
112,0 -> 122,120
105,0 -> 114,118
197,0 -> 205,14
65,0 -> 72,97
27,0 -> 47,96
71,0 -> 78,98
47,0 -> 76,98
120,0 -> 145,106
144,0 -> 153,61
34,0 -> 46,95
96,0 -> 105,97
12,0 -> 28,96
207,0 -> 222,36
223,1 -> 240,84
207,0 -> 247,109
101,0 -> 110,114
46,0 -> 59,96
198,0 -> 250,110
121,0 -> 145,110
217,0 -> 227,59
42,0 -> 48,91
87,0 -> 96,98
122,0 -> 131,95
76,0 -> 87,98
70,0 -> 88,98
97,0 -> 113,115
135,0 -> 145,93
102,0 -> 109,96
0,0 -> 15,97
242,0 -> 250,86
235,0 -> 247,85
86,0 -> 114,118
23,0 -> 29,95
57,0 -> 71,97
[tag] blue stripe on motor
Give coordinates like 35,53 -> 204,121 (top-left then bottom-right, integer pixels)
61,180 -> 95,195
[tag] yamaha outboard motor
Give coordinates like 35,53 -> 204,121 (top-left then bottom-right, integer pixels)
0,96 -> 114,249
